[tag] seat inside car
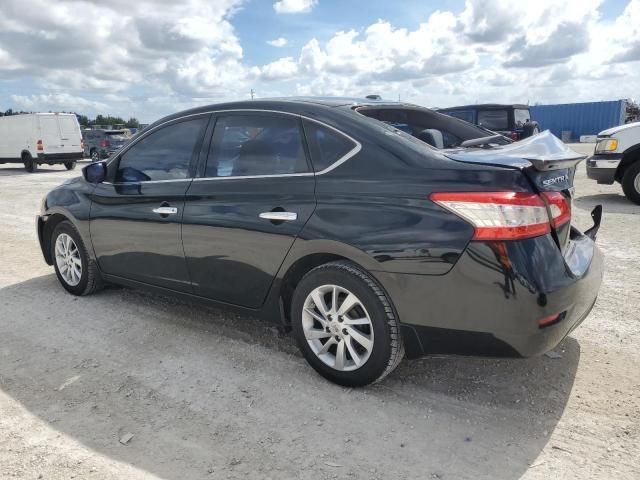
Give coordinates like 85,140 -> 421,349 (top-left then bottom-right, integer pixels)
417,129 -> 444,149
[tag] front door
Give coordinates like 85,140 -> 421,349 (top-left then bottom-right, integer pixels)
182,112 -> 316,308
90,115 -> 209,292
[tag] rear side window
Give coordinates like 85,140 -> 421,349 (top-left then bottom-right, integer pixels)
59,116 -> 79,137
205,114 -> 308,177
477,110 -> 508,130
303,120 -> 356,172
115,118 -> 206,182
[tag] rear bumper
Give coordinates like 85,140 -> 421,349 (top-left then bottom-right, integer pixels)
37,152 -> 83,163
373,224 -> 604,359
586,154 -> 621,184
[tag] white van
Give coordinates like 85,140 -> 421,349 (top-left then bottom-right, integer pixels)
0,113 -> 84,172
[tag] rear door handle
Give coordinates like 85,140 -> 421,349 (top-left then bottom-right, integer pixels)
152,206 -> 178,216
259,211 -> 297,221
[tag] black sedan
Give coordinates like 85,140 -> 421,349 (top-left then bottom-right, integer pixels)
37,97 -> 603,386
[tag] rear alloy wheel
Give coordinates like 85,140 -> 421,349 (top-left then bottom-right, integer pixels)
291,261 -> 404,386
621,161 -> 640,205
90,150 -> 99,162
51,221 -> 102,296
64,161 -> 76,170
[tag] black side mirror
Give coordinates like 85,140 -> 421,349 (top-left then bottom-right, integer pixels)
82,161 -> 107,184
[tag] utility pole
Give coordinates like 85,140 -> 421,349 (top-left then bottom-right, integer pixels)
250,89 -> 255,99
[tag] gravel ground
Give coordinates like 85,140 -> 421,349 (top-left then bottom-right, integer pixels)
0,146 -> 638,480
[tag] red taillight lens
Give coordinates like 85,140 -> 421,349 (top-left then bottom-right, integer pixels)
81,139 -> 85,150
511,132 -> 520,141
541,191 -> 571,228
100,139 -> 110,148
37,139 -> 44,151
430,191 -> 551,240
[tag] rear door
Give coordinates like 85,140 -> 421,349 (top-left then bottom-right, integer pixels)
181,112 -> 316,308
38,115 -> 63,155
90,115 -> 209,291
57,115 -> 82,154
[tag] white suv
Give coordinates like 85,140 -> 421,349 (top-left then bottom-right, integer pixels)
586,121 -> 640,204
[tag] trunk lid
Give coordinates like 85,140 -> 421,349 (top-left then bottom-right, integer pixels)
443,131 -> 586,251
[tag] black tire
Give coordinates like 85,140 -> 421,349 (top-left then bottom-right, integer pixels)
291,261 -> 404,387
64,161 -> 77,170
522,121 -> 540,139
23,153 -> 37,173
50,220 -> 103,296
621,161 -> 640,205
90,149 -> 99,162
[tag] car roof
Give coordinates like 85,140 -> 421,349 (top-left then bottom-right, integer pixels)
438,104 -> 530,111
144,97 -> 419,129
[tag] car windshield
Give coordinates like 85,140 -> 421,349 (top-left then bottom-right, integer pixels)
477,110 -> 509,130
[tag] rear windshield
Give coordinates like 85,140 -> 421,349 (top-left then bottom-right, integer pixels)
514,109 -> 531,128
356,106 -> 491,149
477,110 -> 508,130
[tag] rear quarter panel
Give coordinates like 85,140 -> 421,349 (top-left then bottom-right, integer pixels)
295,114 -> 534,276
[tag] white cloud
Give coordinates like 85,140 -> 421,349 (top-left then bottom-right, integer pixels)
273,0 -> 317,14
11,93 -> 109,111
1,0 -> 639,122
267,37 -> 288,47
256,57 -> 299,80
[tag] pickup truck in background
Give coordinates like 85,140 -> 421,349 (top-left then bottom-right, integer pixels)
586,122 -> 640,204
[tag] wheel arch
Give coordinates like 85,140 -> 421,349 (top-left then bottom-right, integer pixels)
21,149 -> 33,160
615,144 -> 640,182
40,213 -> 72,265
273,240 -> 389,326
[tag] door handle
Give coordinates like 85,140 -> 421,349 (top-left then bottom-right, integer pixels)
259,211 -> 297,221
152,206 -> 178,216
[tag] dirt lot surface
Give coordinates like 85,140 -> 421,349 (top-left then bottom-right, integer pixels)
1,145 -> 638,480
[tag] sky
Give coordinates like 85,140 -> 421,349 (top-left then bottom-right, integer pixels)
0,0 -> 638,123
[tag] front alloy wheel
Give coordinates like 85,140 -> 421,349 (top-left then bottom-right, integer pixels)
54,233 -> 82,286
51,220 -> 103,296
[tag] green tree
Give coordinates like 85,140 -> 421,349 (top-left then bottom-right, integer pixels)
125,117 -> 140,128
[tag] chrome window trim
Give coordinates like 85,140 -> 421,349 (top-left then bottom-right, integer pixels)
106,108 -> 361,184
103,178 -> 193,185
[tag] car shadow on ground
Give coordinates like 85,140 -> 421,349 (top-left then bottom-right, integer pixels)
575,193 -> 638,215
0,274 -> 580,480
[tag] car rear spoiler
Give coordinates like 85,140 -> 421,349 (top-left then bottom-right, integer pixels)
445,130 -> 587,171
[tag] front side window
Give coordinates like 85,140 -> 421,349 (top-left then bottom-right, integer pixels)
477,110 -> 509,130
115,118 -> 206,183
204,114 -> 308,178
303,120 -> 356,172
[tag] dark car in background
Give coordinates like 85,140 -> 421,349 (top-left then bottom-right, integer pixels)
438,104 -> 540,141
37,98 -> 603,386
82,129 -> 130,161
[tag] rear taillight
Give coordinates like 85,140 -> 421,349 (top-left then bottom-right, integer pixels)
37,139 -> 44,151
81,139 -> 85,150
430,192 -> 551,240
541,192 -> 571,228
511,131 -> 520,141
100,139 -> 110,148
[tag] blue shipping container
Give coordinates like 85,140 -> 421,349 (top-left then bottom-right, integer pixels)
530,100 -> 625,140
